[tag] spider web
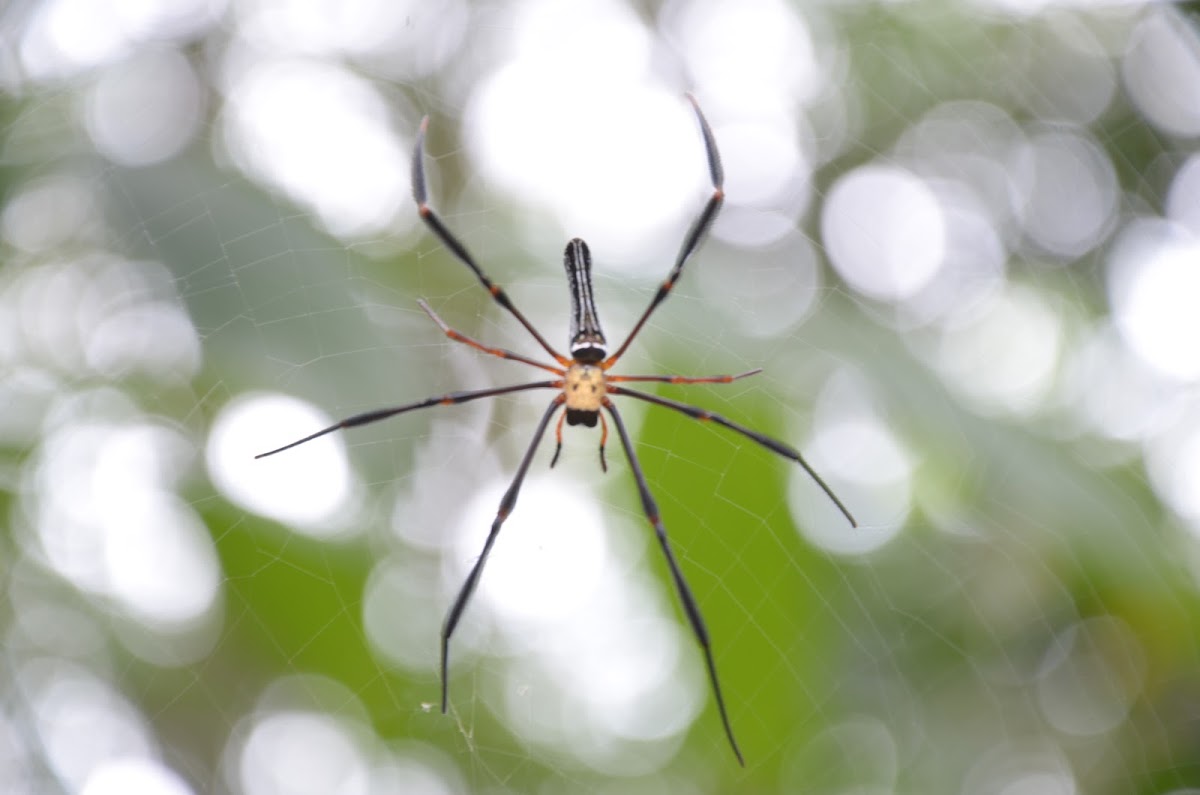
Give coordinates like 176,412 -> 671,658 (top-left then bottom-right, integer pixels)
3,1 -> 1200,794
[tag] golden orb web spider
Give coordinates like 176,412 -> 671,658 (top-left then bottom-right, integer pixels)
256,95 -> 856,766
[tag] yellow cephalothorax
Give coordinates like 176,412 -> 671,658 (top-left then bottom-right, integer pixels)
564,363 -> 606,421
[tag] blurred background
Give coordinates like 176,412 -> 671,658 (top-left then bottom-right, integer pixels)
3,0 -> 1200,792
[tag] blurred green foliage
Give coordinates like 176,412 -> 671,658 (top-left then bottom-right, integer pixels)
4,3 -> 1200,794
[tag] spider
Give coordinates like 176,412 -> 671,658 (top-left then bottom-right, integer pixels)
256,95 -> 856,765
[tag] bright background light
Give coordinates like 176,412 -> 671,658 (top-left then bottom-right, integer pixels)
2,0 -> 1199,793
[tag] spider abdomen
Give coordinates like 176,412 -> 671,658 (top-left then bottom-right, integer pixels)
565,239 -> 607,362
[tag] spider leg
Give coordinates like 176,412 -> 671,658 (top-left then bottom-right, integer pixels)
603,398 -> 745,767
604,95 -> 724,368
609,385 -> 857,527
412,118 -> 571,367
255,381 -> 560,459
441,395 -> 566,712
597,411 -> 609,473
548,408 -> 607,472
418,299 -> 565,375
607,368 -> 762,386
549,408 -> 566,468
